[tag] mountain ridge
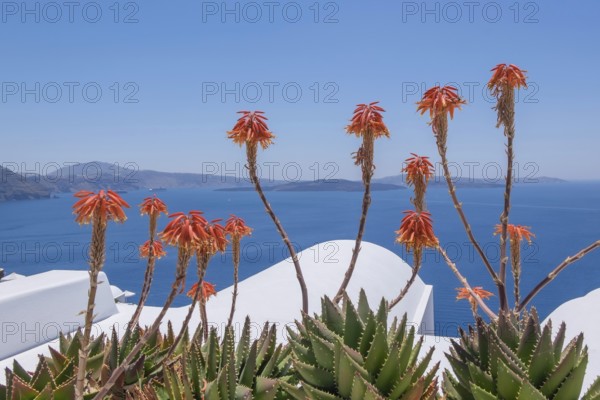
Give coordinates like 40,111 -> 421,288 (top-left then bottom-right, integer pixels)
0,162 -> 568,202
0,166 -> 55,202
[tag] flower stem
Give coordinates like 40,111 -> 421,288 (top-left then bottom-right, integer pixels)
388,251 -> 421,310
227,238 -> 241,328
246,144 -> 309,313
498,87 -> 516,312
75,216 -> 106,400
511,241 -> 521,309
335,179 -> 371,303
167,251 -> 209,358
129,217 -> 158,329
334,131 -> 374,303
200,298 -> 209,341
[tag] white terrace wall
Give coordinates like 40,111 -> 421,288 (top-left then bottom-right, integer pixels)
0,270 -> 117,359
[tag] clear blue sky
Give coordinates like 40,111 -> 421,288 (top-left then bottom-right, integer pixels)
1,0 -> 598,181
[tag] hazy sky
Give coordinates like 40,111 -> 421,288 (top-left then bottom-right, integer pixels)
1,0 -> 598,181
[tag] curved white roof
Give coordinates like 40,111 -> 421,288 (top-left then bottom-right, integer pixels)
544,288 -> 600,391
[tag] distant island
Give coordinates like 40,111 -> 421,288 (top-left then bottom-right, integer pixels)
0,162 -> 568,202
375,174 -> 567,188
515,176 -> 568,185
217,179 -> 405,192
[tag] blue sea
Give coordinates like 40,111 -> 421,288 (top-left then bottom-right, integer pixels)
1,183 -> 599,336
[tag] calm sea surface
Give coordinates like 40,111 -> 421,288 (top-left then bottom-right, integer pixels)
1,183 -> 599,335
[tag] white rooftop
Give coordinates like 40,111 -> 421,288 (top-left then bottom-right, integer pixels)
0,270 -> 117,360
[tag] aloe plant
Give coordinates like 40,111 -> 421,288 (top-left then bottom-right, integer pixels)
141,317 -> 294,399
443,310 -> 600,399
0,325 -> 171,400
285,291 -> 439,399
0,332 -> 105,400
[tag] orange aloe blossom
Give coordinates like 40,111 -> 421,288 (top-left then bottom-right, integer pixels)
417,86 -> 507,309
129,195 -> 168,329
489,63 -> 528,312
404,153 -> 434,212
72,190 -> 129,400
495,224 -> 534,307
457,286 -> 494,316
225,215 -> 252,328
96,211 -> 205,399
161,211 -> 209,292
187,281 -> 217,301
389,208 -> 438,309
395,210 -> 438,250
139,240 -> 167,259
334,102 -> 389,303
187,280 -> 217,341
417,86 -> 465,132
228,111 -> 309,313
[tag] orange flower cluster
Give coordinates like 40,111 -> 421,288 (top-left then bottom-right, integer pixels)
488,64 -> 527,93
227,111 -> 275,149
395,210 -> 438,251
417,86 -> 466,120
139,195 -> 168,218
346,102 -> 390,138
161,211 -> 209,250
403,153 -> 434,185
203,220 -> 228,254
186,281 -> 217,301
161,210 -> 231,258
494,224 -> 535,244
456,286 -> 494,301
73,190 -> 130,224
139,240 -> 166,259
225,215 -> 253,239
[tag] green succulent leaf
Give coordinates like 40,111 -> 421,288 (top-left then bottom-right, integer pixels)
540,337 -> 580,396
303,383 -> 341,400
469,383 -> 497,400
334,341 -> 369,398
553,351 -> 588,400
343,298 -> 364,349
517,380 -> 547,400
516,313 -> 538,365
357,289 -> 371,321
363,324 -> 388,377
294,360 -> 335,389
322,297 -> 345,337
496,359 -> 522,399
553,322 -> 567,363
466,361 -> 494,394
30,356 -> 54,391
528,324 -> 556,386
310,333 -> 335,371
